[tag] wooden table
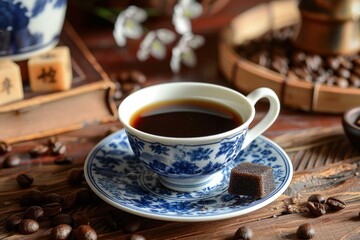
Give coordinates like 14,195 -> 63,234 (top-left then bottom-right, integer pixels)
1,1 -> 359,239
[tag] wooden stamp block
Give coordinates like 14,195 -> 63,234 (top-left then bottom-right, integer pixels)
0,60 -> 24,106
28,46 -> 72,92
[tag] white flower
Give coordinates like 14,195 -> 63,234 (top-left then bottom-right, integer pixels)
170,33 -> 205,73
113,6 -> 147,47
137,29 -> 176,61
172,0 -> 203,35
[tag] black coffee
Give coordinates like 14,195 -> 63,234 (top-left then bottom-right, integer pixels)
130,99 -> 242,137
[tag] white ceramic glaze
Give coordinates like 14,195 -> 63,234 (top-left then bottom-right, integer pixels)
118,82 -> 280,191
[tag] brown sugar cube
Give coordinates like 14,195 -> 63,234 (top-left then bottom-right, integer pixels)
0,60 -> 24,106
28,46 -> 72,92
228,162 -> 275,198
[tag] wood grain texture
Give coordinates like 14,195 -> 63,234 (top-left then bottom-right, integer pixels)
0,124 -> 359,240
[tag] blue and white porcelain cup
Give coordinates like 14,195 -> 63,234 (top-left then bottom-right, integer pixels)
119,82 -> 280,192
0,0 -> 67,61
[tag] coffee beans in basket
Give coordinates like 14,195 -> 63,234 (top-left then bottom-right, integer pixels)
228,162 -> 275,198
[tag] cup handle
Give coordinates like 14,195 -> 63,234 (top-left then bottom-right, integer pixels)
241,87 -> 280,150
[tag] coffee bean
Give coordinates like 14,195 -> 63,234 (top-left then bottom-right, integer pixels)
296,223 -> 315,239
23,206 -> 44,220
18,219 -> 39,234
75,225 -> 98,240
336,77 -> 349,88
29,145 -> 48,158
233,226 -> 253,240
51,224 -> 73,240
47,136 -> 57,147
67,168 -> 84,185
326,197 -> 346,211
337,67 -> 351,79
20,190 -> 44,206
54,156 -> 73,165
5,215 -> 22,231
52,213 -> 74,227
292,51 -> 306,65
50,142 -> 66,156
0,141 -> 12,155
44,193 -> 64,205
2,155 -> 21,168
349,75 -> 360,87
326,57 -> 340,70
128,234 -> 146,240
43,202 -> 62,217
16,173 -> 34,188
130,70 -> 146,83
63,192 -> 77,210
307,201 -> 326,216
307,194 -> 326,204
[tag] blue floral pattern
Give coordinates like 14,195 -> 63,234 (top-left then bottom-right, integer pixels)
126,129 -> 247,178
0,0 -> 67,56
84,129 -> 293,222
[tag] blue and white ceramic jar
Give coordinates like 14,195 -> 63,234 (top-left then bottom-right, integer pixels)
0,0 -> 67,61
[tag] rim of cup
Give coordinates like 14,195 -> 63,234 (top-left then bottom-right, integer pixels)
118,82 -> 255,144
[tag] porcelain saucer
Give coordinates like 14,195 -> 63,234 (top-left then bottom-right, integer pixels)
84,129 -> 293,222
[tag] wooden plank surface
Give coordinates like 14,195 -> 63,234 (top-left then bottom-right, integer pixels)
0,124 -> 359,239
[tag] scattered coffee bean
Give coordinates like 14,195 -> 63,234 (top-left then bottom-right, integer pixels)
307,201 -> 327,217
5,215 -> 22,231
20,190 -> 44,206
326,197 -> 346,211
307,194 -> 326,204
67,168 -> 84,185
43,202 -> 63,217
75,225 -> 98,240
51,224 -> 73,240
28,145 -> 48,158
128,234 -> 146,240
23,206 -> 44,220
18,219 -> 39,234
62,192 -> 77,210
233,226 -> 253,240
2,155 -> 21,168
52,213 -> 74,227
0,141 -> 12,155
54,155 -> 73,165
296,223 -> 315,239
16,173 -> 34,188
44,193 -> 64,205
50,142 -> 66,156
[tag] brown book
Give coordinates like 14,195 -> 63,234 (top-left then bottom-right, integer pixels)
0,22 -> 117,143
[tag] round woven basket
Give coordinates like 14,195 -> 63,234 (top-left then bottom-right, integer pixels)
219,0 -> 360,113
